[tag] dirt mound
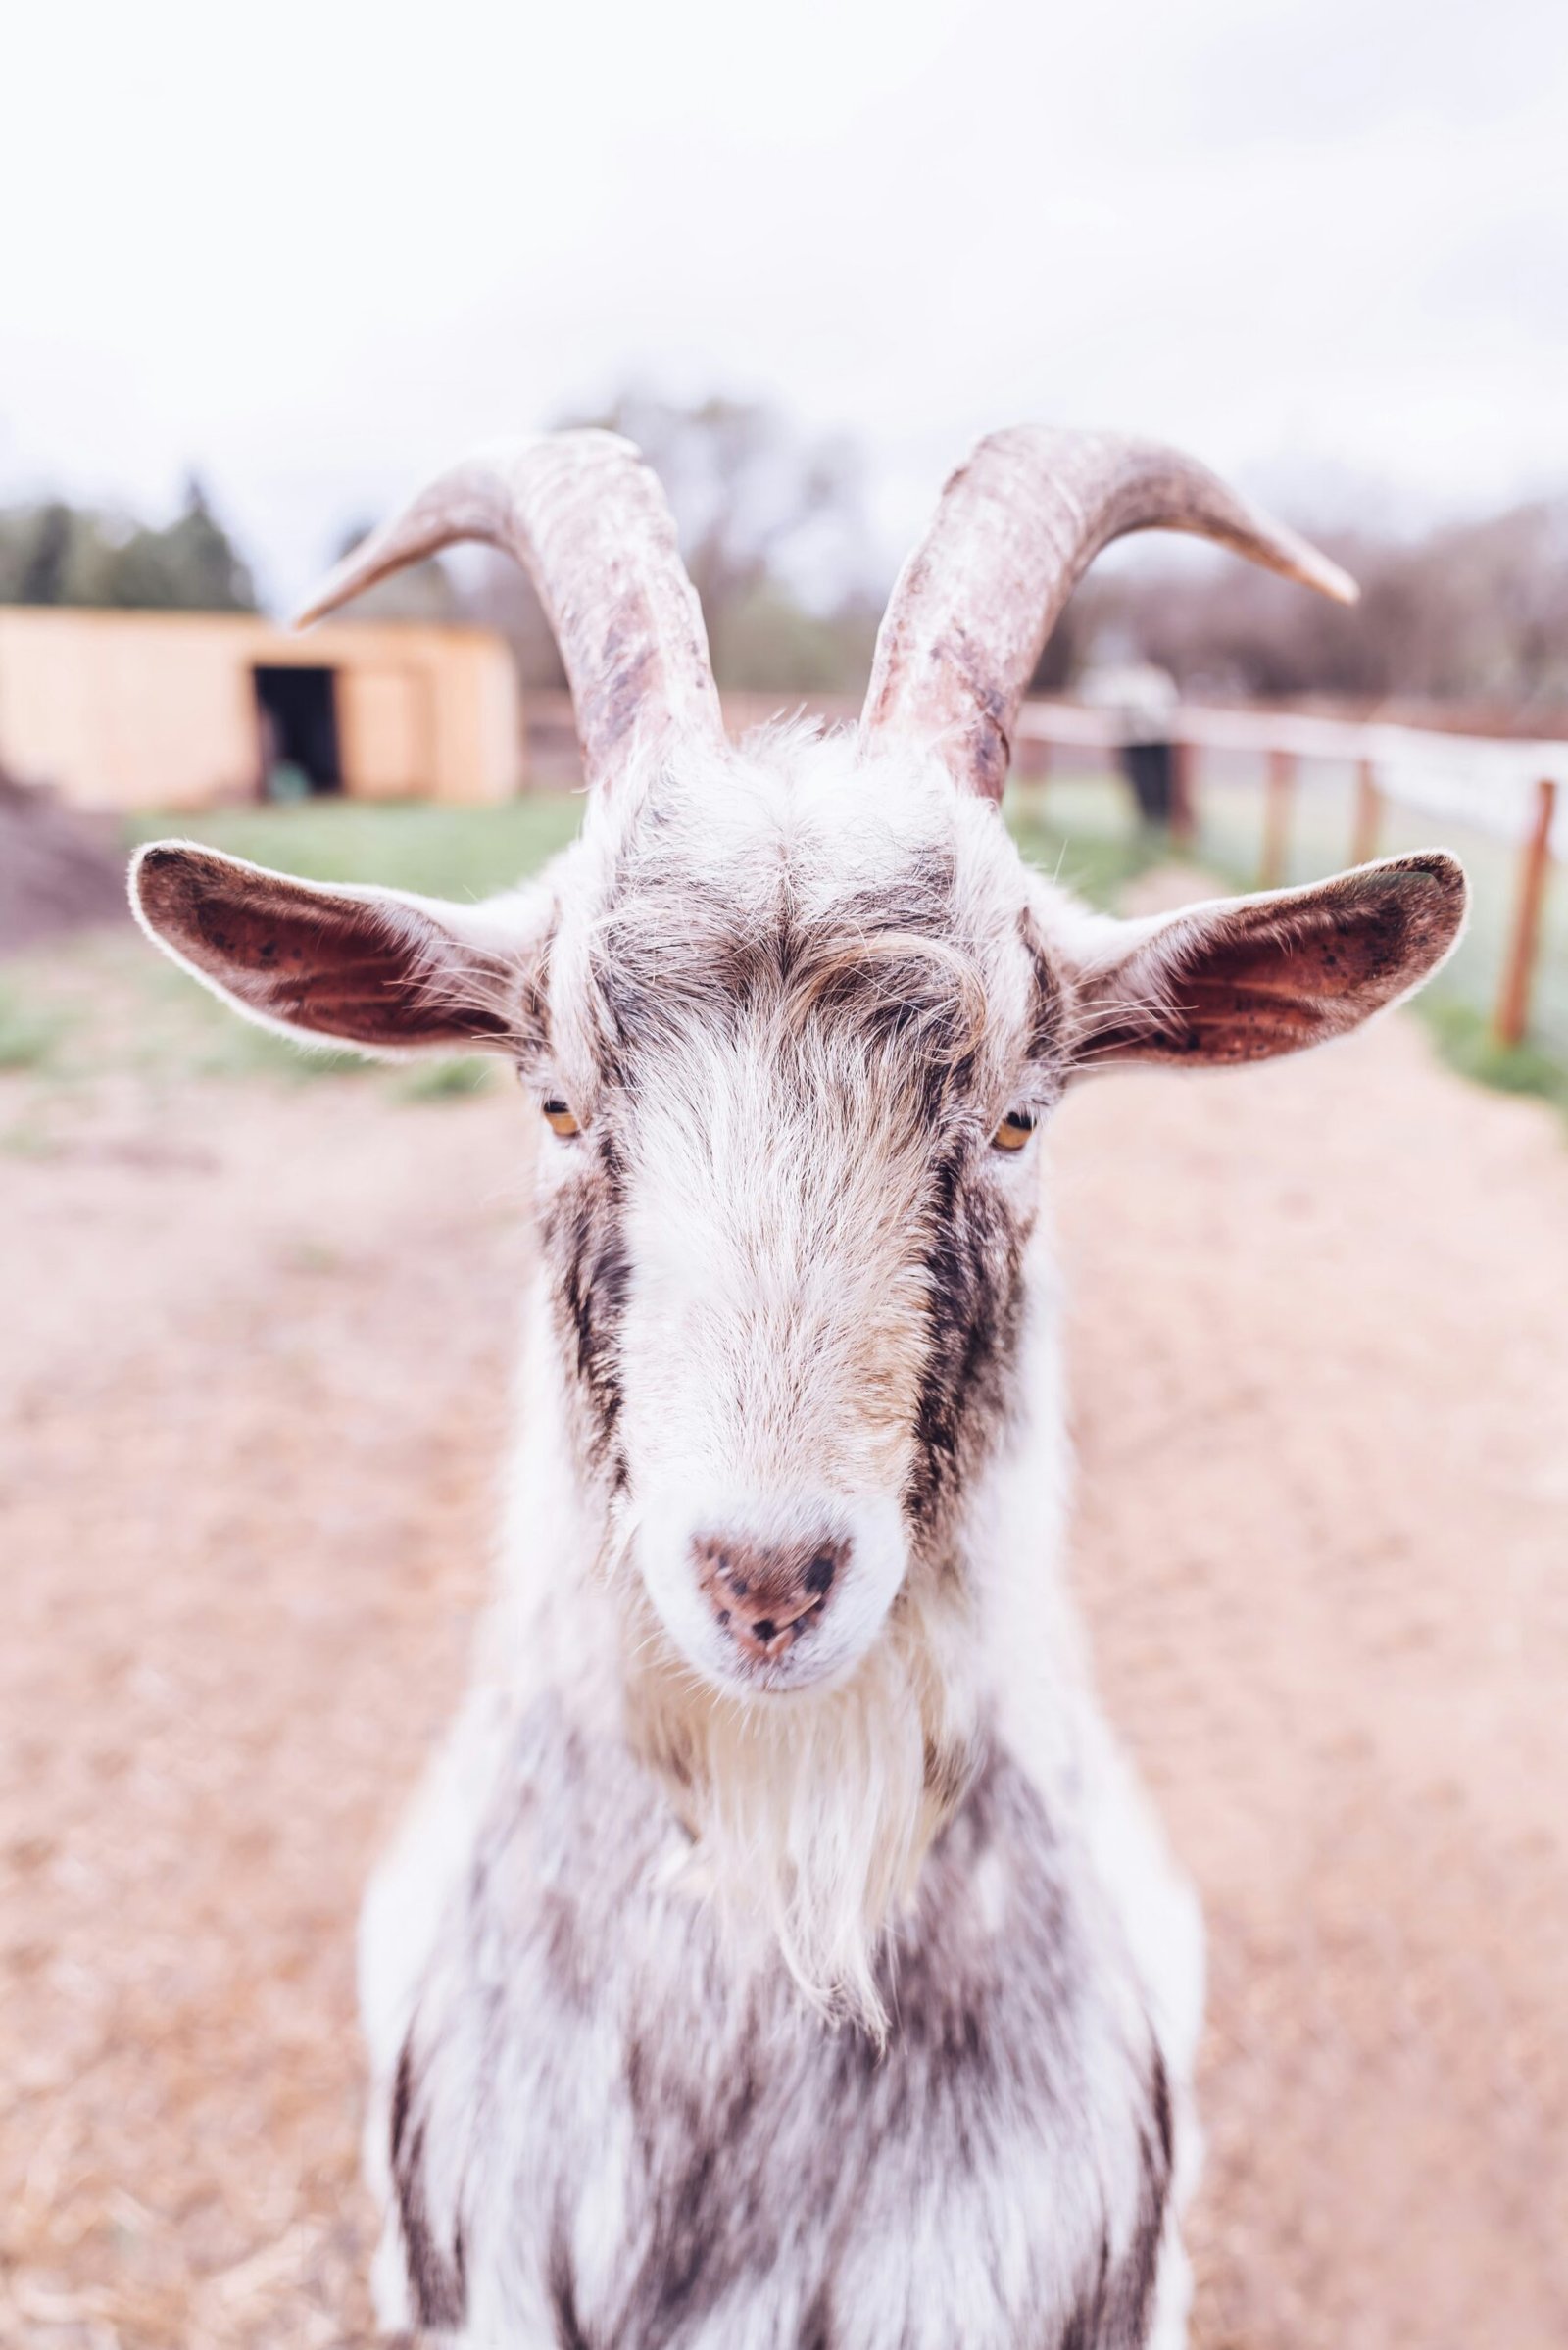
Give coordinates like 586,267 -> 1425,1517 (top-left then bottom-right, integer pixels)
0,768 -> 129,954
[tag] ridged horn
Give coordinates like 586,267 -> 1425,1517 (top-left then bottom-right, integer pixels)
859,426 -> 1357,799
294,430 -> 725,790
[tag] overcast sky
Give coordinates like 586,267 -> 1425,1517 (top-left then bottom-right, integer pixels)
4,0 -> 1565,610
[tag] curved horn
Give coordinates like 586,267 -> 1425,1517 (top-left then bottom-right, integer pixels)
859,426 -> 1357,800
294,430 -> 724,790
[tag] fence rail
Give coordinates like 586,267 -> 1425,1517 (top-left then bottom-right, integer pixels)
1016,698 -> 1568,851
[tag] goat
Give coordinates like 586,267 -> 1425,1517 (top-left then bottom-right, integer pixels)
131,425 -> 1466,2349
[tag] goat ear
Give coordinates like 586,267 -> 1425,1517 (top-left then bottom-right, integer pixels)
1066,852 -> 1467,1074
130,841 -> 534,1055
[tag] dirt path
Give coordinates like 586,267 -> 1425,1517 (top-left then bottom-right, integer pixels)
1,1006 -> 1565,2348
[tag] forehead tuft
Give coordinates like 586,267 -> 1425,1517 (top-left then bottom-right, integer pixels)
564,726 -> 1045,1072
598,724 -> 1024,935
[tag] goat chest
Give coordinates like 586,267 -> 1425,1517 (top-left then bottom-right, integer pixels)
379,1700 -> 1173,2350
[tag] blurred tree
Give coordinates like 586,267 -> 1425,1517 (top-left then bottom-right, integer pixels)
1075,494 -> 1568,714
17,502 -> 74,604
0,503 -> 100,604
479,389 -> 877,694
0,477 -> 257,612
464,550 -> 567,692
571,391 -> 863,620
97,477 -> 257,611
1028,595 -> 1084,696
713,581 -> 881,695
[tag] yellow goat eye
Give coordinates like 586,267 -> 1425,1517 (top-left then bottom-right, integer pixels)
992,1110 -> 1037,1153
542,1098 -> 581,1138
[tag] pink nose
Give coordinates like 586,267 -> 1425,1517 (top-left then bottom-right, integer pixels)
692,1531 -> 847,1664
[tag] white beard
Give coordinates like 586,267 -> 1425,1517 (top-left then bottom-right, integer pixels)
622,1577 -> 981,2036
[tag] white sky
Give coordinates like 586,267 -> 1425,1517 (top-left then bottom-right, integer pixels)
4,0 -> 1566,610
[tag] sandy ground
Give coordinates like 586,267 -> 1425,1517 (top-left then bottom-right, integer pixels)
2,999 -> 1565,2348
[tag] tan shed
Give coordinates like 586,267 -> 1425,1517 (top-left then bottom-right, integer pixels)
0,608 -> 524,811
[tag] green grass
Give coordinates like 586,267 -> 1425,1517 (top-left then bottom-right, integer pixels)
391,1055 -> 500,1103
1005,774 -> 1173,907
122,794 -> 587,902
0,1112 -> 63,1157
1421,999 -> 1568,1117
0,982 -> 72,1072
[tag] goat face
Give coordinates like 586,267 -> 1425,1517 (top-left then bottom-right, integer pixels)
130,738 -> 1467,1724
526,740 -> 1057,1697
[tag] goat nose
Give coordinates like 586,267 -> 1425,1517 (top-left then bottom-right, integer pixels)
691,1531 -> 848,1664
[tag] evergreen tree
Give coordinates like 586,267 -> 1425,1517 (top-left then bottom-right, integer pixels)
0,478 -> 258,612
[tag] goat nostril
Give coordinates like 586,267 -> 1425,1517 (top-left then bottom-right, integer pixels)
693,1529 -> 847,1663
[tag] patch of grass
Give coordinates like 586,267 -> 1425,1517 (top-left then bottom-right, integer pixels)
1005,774 -> 1170,909
190,1021 -> 372,1086
190,1034 -> 371,1085
1419,996 -> 1568,1118
389,1055 -> 498,1103
122,794 -> 586,903
0,983 -> 71,1072
122,957 -> 370,1084
0,1115 -> 63,1158
279,1238 -> 344,1275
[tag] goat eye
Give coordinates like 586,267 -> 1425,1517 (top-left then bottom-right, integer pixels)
541,1098 -> 581,1138
992,1109 -> 1036,1153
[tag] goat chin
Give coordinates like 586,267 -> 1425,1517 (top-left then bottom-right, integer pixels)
622,1575 -> 980,2037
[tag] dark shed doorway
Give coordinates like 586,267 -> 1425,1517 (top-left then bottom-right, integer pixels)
254,665 -> 341,799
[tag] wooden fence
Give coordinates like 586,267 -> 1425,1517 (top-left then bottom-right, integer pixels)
518,689 -> 1564,1053
1018,700 -> 1563,1051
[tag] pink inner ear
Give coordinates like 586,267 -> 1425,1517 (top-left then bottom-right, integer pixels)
136,847 -> 513,1050
1078,854 -> 1466,1071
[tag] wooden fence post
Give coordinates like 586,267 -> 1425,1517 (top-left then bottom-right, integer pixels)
1170,737 -> 1197,850
1350,757 -> 1379,865
1493,777 -> 1558,1050
1259,748 -> 1295,889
